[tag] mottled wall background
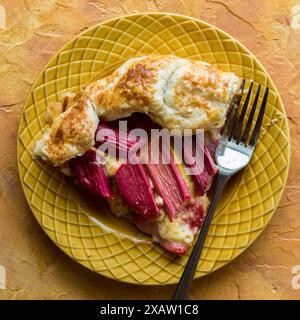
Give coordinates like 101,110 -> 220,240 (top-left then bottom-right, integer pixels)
0,0 -> 299,299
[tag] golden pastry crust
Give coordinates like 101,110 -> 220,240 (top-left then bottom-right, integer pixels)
45,92 -> 76,124
85,55 -> 240,130
34,94 -> 99,166
34,55 -> 240,165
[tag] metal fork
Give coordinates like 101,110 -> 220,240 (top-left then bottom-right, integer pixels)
172,79 -> 269,300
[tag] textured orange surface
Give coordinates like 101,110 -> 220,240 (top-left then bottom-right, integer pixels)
0,0 -> 300,299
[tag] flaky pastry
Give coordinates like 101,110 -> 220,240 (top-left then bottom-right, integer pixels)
34,55 -> 240,165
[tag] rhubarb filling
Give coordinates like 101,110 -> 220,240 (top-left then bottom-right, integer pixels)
67,114 -> 218,255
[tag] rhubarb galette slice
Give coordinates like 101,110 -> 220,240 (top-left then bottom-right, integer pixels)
33,55 -> 240,255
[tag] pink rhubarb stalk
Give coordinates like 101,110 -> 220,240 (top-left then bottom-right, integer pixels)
115,162 -> 160,219
69,150 -> 113,199
145,145 -> 190,221
183,138 -> 218,196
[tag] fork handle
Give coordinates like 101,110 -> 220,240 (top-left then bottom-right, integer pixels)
172,173 -> 230,300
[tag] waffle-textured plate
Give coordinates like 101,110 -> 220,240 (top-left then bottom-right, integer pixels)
17,13 -> 290,285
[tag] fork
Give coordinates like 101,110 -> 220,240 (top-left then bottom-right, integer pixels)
172,79 -> 269,300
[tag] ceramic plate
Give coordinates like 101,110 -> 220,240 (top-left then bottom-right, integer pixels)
17,13 -> 290,285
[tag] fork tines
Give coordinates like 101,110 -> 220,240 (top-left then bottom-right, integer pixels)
225,79 -> 269,147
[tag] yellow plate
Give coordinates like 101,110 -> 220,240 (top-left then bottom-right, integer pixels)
17,13 -> 290,285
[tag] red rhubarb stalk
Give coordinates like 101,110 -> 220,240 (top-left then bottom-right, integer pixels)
95,123 -> 146,159
69,150 -> 113,199
115,162 -> 160,219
